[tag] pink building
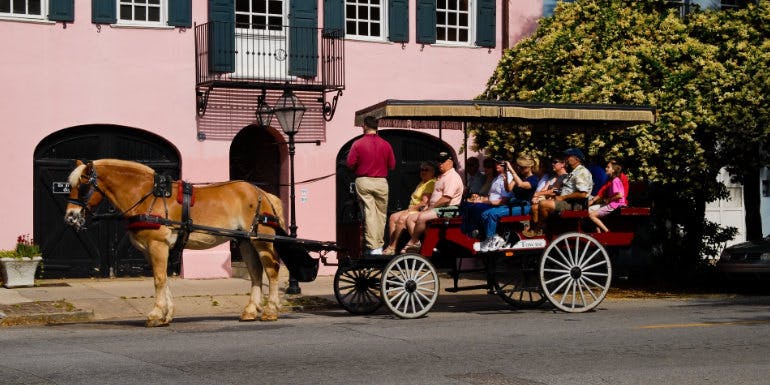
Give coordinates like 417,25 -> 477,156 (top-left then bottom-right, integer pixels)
1,0 -> 547,278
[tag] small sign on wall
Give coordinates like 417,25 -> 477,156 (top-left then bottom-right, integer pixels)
52,182 -> 71,194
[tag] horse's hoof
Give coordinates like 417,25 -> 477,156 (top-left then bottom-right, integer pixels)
239,313 -> 258,322
260,313 -> 278,322
145,318 -> 169,327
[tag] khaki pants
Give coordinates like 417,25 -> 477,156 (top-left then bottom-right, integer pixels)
355,177 -> 389,250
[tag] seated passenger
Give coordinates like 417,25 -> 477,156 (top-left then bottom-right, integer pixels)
594,159 -> 629,201
402,152 -> 464,253
531,156 -> 568,204
382,162 -> 437,255
464,157 -> 486,196
478,155 -> 539,251
473,157 -> 497,198
588,160 -> 627,232
461,157 -> 508,237
523,148 -> 593,238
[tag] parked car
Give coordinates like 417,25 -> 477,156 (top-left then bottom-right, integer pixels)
717,235 -> 770,276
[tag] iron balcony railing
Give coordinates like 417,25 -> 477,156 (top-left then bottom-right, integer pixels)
195,22 -> 345,92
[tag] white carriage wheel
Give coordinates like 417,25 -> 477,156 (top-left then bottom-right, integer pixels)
380,253 -> 439,319
539,232 -> 612,313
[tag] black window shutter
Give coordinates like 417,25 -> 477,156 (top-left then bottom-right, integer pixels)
323,0 -> 344,37
92,0 -> 116,24
289,0 -> 318,78
416,0 -> 435,44
475,0 -> 495,48
49,0 -> 74,22
168,0 -> 192,28
209,0 -> 235,73
388,0 -> 408,43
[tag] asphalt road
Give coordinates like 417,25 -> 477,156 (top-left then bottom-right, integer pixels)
2,294 -> 770,385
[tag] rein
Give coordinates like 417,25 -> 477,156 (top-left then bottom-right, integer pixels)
70,162 -> 156,224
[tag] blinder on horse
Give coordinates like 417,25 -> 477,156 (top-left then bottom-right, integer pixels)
66,162 -> 104,212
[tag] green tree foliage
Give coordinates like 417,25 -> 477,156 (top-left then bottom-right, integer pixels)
475,0 -> 770,276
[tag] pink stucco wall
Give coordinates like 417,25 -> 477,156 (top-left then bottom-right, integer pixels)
0,0 -> 540,277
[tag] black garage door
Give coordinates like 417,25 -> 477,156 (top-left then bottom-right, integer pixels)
34,125 -> 180,278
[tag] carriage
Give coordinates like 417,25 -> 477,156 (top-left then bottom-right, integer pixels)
63,99 -> 655,326
331,99 -> 656,318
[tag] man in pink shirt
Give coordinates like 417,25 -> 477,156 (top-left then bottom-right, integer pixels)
402,152 -> 464,253
346,116 -> 396,255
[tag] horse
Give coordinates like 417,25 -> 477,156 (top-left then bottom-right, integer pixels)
63,159 -> 286,327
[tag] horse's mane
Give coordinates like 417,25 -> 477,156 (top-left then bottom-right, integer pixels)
68,159 -> 155,187
94,159 -> 155,174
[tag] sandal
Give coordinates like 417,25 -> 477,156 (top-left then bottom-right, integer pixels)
400,241 -> 421,254
382,247 -> 396,255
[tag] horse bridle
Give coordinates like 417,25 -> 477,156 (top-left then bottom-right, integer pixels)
67,162 -> 105,214
67,162 -> 159,222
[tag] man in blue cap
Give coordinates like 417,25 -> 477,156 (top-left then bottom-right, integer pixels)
523,148 -> 593,237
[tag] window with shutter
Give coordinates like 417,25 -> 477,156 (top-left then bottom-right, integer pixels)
436,0 -> 470,45
388,0 -> 407,43
345,0 -> 386,41
168,0 -> 191,27
324,0 -> 344,37
209,0 -> 235,73
289,0 -> 318,78
92,0 -> 117,23
1,0 -> 45,20
415,0 -> 435,44
475,0 -> 494,48
49,0 -> 74,22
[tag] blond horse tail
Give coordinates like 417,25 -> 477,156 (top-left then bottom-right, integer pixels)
254,186 -> 287,233
267,192 -> 286,232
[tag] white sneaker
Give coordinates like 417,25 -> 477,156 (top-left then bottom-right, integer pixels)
473,242 -> 481,252
479,237 -> 495,252
369,247 -> 383,255
489,235 -> 506,251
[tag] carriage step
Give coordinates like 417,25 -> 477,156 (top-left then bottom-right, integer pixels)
445,284 -> 490,293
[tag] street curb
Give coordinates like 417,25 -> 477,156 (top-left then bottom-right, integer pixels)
0,301 -> 94,327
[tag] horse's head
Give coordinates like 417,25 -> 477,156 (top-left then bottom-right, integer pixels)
64,160 -> 105,231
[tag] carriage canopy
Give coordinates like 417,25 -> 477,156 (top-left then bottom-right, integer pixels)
353,99 -> 656,130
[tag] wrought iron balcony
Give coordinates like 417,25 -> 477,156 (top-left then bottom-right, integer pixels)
195,22 -> 345,119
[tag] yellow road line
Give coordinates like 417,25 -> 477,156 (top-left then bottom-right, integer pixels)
638,319 -> 770,329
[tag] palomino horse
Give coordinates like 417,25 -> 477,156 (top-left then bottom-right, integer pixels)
64,159 -> 286,326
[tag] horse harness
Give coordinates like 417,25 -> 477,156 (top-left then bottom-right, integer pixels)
72,163 -> 284,264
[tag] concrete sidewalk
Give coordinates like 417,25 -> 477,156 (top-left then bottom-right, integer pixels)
0,266 -> 338,326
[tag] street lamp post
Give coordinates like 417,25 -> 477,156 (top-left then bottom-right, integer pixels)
272,88 -> 305,295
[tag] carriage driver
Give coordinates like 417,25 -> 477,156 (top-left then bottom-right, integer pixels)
523,148 -> 593,238
346,116 -> 396,255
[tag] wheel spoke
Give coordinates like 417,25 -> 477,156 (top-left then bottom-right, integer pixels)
545,255 -> 572,271
544,273 -> 570,286
563,238 -> 576,266
582,271 -> 608,278
559,279 -> 573,306
583,259 -> 608,272
581,274 -> 606,289
549,274 -> 572,294
543,267 -> 570,274
551,245 -> 573,267
578,248 -> 602,269
579,277 -> 600,301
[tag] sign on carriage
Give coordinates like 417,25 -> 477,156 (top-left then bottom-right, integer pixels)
510,239 -> 547,250
52,182 -> 71,194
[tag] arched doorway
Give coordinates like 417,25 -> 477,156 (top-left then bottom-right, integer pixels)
336,130 -> 454,256
33,125 -> 180,278
229,125 -> 282,261
229,125 -> 281,195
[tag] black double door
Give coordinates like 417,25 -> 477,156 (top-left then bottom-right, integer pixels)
33,125 -> 180,278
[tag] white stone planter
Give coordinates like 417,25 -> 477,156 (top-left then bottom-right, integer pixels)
1,256 -> 42,288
